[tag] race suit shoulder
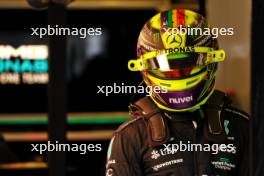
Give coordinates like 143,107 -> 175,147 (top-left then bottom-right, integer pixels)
105,106 -> 249,176
106,117 -> 146,176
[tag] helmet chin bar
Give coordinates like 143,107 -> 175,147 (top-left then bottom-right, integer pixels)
141,69 -> 216,112
150,86 -> 215,112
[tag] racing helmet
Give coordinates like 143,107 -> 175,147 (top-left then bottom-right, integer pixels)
128,9 -> 225,112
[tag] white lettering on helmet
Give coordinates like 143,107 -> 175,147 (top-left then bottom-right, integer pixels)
169,96 -> 193,104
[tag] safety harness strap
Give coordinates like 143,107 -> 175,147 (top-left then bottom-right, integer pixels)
204,90 -> 231,142
129,97 -> 170,147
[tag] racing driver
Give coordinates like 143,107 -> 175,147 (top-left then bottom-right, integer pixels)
105,9 -> 249,176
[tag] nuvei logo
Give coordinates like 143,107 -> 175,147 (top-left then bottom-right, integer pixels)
169,95 -> 193,104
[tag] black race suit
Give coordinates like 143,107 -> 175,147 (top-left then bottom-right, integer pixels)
105,105 -> 249,176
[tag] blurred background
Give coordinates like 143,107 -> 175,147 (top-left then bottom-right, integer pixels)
0,0 -> 251,176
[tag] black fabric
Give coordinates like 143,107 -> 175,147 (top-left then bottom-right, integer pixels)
132,97 -> 170,147
251,0 -> 264,175
105,106 -> 249,176
206,90 -> 226,135
205,90 -> 231,143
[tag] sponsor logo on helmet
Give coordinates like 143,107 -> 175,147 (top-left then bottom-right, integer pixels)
163,46 -> 195,54
169,95 -> 193,104
166,33 -> 183,47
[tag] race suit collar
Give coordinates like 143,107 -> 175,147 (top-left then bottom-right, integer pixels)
163,108 -> 204,123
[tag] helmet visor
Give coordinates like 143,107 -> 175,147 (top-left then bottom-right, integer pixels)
128,46 -> 225,72
148,67 -> 205,79
145,53 -> 207,79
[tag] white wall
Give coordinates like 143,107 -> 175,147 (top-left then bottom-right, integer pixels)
207,0 -> 251,113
